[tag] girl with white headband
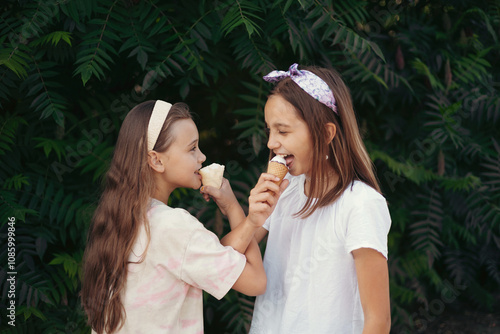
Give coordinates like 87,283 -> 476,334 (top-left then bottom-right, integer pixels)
248,64 -> 392,333
81,100 -> 287,333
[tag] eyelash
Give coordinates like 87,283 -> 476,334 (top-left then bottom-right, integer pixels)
265,128 -> 287,136
191,146 -> 197,151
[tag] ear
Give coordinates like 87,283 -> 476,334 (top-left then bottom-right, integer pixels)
325,122 -> 336,143
148,151 -> 165,173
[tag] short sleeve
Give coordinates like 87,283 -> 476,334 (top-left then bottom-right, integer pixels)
263,217 -> 271,231
344,194 -> 391,259
181,226 -> 246,300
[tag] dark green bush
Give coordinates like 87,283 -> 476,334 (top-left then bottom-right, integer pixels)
1,0 -> 498,332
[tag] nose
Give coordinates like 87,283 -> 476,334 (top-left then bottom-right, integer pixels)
199,151 -> 206,164
267,132 -> 280,150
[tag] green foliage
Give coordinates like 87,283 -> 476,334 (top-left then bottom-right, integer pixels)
1,0 -> 499,332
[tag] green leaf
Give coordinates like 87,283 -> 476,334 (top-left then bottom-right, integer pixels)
31,31 -> 73,47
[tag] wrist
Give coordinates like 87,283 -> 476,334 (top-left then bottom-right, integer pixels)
245,213 -> 266,229
240,217 -> 260,234
221,217 -> 259,253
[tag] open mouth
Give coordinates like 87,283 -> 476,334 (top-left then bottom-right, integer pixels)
276,154 -> 294,168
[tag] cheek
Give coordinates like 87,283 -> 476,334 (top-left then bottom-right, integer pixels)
297,136 -> 312,155
302,151 -> 314,171
298,140 -> 314,167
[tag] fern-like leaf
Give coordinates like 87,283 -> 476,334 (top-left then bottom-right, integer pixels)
19,59 -> 67,126
73,0 -> 121,85
410,189 -> 444,267
0,45 -> 31,79
221,0 -> 263,37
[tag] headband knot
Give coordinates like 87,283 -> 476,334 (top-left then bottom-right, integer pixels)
147,100 -> 172,151
263,63 -> 338,114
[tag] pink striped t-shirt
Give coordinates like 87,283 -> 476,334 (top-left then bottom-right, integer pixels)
94,199 -> 246,334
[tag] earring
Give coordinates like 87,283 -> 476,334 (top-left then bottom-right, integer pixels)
326,155 -> 329,160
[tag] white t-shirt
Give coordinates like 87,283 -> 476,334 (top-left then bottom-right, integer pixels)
249,174 -> 391,334
94,199 -> 246,334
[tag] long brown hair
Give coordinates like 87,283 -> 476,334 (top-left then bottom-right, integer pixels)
81,101 -> 192,334
269,65 -> 380,218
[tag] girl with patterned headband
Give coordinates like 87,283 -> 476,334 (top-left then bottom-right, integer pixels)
248,64 -> 392,333
81,100 -> 287,333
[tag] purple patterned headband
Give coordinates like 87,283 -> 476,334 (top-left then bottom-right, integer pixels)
263,63 -> 338,114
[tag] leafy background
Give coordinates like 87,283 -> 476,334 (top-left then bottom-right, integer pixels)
0,0 -> 499,333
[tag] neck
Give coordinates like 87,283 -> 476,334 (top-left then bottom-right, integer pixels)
152,175 -> 174,205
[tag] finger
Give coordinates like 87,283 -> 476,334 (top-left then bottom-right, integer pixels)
251,174 -> 281,195
220,178 -> 231,190
200,186 -> 215,202
279,179 -> 290,193
251,191 -> 278,207
201,185 -> 220,198
258,172 -> 282,184
249,202 -> 274,216
251,180 -> 281,196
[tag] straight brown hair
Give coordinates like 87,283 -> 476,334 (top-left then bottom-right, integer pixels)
81,101 -> 192,333
268,65 -> 381,217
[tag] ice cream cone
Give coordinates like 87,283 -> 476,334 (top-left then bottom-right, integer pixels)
199,163 -> 225,188
267,161 -> 288,185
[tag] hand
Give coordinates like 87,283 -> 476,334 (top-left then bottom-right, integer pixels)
200,178 -> 239,217
247,173 -> 289,228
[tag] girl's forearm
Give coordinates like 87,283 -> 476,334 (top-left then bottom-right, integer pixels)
243,237 -> 266,293
225,203 -> 246,229
229,234 -> 266,295
220,218 -> 257,254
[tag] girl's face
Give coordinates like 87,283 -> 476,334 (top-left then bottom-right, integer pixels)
159,118 -> 206,190
265,94 -> 314,177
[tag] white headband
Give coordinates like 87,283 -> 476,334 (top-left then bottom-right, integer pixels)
147,100 -> 172,151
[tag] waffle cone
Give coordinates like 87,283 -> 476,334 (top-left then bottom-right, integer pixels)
267,161 -> 288,185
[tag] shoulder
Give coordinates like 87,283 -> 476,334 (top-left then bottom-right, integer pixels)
148,200 -> 202,230
340,181 -> 386,206
335,181 -> 390,219
146,201 -> 212,259
338,181 -> 391,230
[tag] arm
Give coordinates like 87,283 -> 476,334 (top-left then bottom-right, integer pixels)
352,248 -> 391,334
200,178 -> 245,228
228,238 -> 266,295
219,173 -> 283,253
203,173 -> 287,295
201,175 -> 286,245
254,227 -> 268,244
223,175 -> 289,295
